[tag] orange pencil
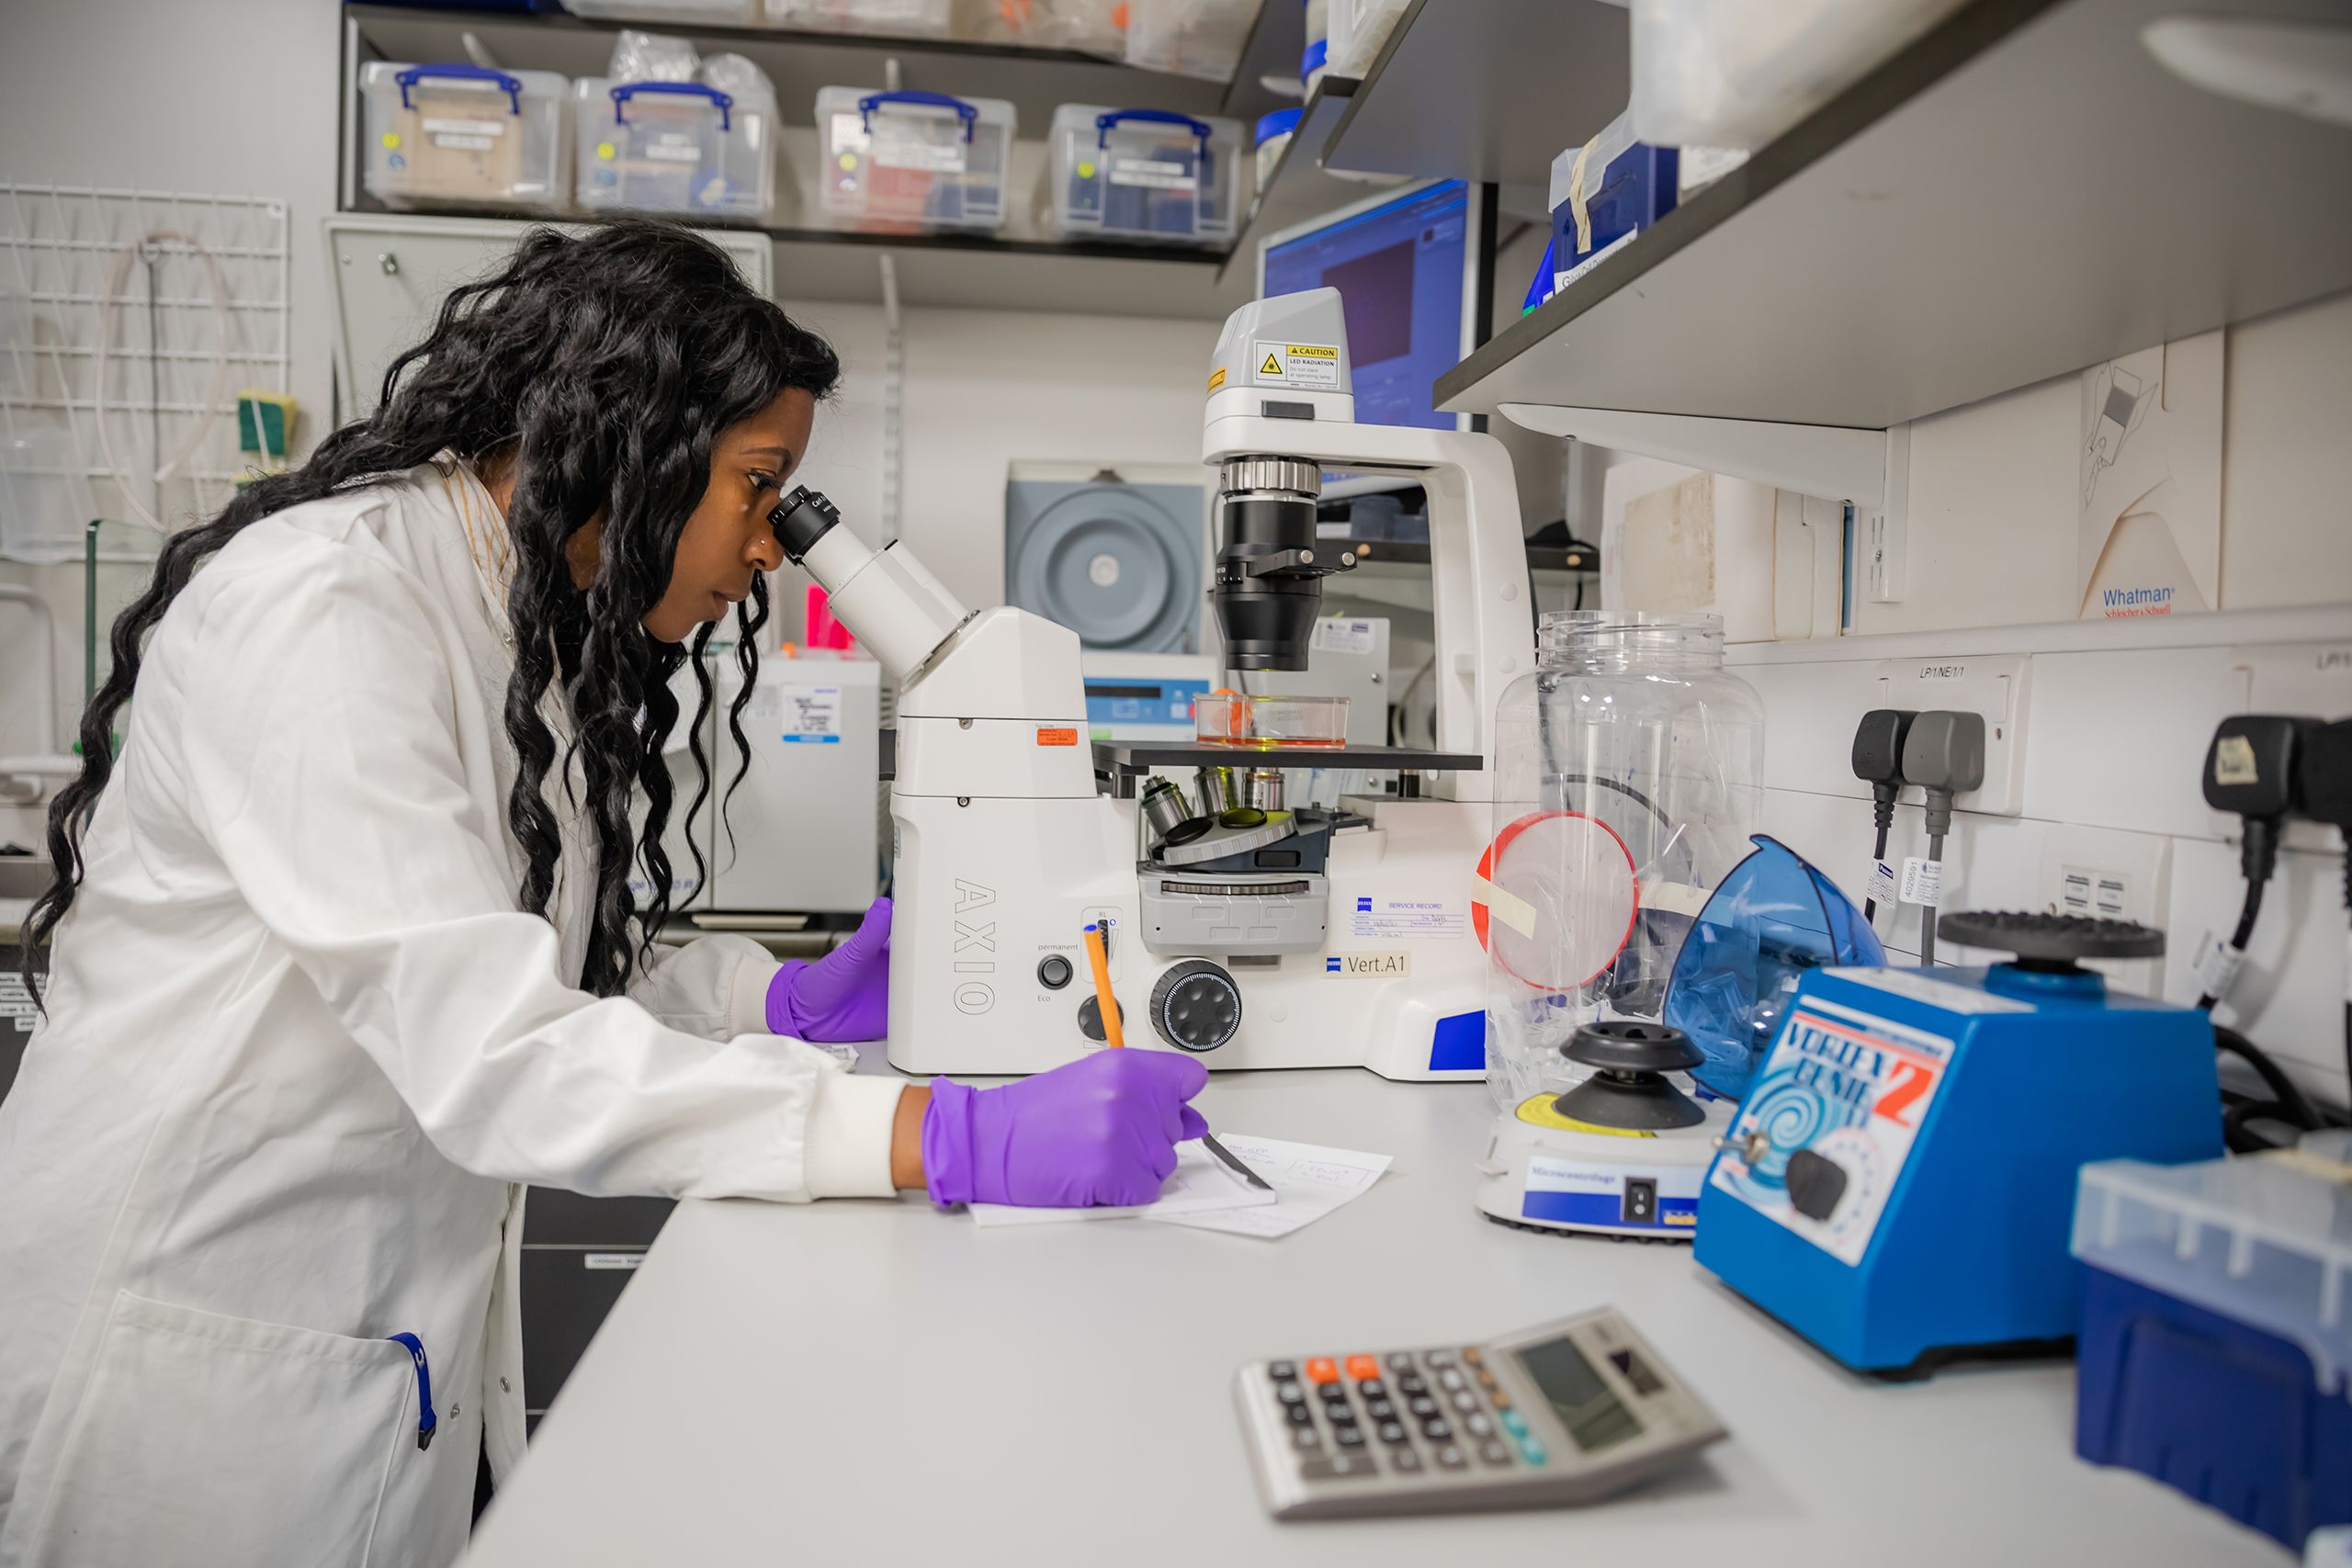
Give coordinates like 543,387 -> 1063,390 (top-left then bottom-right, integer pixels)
1082,922 -> 1124,1047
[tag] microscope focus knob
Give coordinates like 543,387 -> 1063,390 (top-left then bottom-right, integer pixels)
1149,960 -> 1242,1054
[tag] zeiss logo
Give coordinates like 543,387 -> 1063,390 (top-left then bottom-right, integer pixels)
1326,957 -> 1342,972
1356,897 -> 1372,911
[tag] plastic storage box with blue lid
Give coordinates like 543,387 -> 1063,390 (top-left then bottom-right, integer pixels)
1046,106 -> 1245,246
768,0 -> 953,35
816,86 -> 1014,234
361,62 -> 571,211
2071,1132 -> 2352,1551
1549,113 -> 1678,298
574,78 -> 778,222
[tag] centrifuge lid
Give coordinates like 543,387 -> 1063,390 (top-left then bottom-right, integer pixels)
1661,833 -> 1885,1100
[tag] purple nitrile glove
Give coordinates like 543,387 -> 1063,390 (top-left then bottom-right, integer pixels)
765,897 -> 891,1043
922,1050 -> 1212,1208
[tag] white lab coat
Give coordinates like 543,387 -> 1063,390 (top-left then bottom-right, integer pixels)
0,462 -> 905,1567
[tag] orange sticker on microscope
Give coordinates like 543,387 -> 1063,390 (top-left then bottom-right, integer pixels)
1036,727 -> 1079,746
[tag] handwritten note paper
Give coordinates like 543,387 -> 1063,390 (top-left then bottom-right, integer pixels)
967,1140 -> 1278,1228
1148,1134 -> 1392,1239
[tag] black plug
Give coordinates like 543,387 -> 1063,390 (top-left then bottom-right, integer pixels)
2204,715 -> 2313,889
2296,718 -> 2352,924
1851,708 -> 1917,820
2290,717 -> 2352,1122
2194,716 -> 2319,1011
1851,709 -> 1917,922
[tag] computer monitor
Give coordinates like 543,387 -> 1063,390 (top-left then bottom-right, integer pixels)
1256,179 -> 1492,433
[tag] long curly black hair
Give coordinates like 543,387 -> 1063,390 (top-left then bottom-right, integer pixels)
20,220 -> 841,1004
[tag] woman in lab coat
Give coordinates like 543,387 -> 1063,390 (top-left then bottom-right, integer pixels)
0,220 -> 1206,1568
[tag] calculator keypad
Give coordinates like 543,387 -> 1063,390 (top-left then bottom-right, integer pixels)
1259,1347 -> 1543,1483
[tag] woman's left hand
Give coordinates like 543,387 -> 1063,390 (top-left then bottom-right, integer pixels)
765,897 -> 891,1042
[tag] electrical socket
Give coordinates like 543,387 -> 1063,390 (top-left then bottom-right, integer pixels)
2036,825 -> 2171,995
1871,654 -> 2032,816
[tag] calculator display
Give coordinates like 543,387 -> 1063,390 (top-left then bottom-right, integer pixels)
1513,1337 -> 1643,1453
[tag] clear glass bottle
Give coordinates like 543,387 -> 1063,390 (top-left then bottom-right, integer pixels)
1481,611 -> 1765,1107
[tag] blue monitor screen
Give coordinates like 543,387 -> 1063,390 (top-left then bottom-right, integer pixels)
1261,181 -> 1471,431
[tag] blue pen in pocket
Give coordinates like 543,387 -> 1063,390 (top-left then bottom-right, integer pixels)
387,1333 -> 436,1450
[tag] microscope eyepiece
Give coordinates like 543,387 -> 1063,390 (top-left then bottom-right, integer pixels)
768,485 -> 841,565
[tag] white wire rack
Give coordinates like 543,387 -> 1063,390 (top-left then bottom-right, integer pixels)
0,185 -> 290,563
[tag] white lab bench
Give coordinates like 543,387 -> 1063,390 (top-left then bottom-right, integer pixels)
463,1057 -> 2281,1567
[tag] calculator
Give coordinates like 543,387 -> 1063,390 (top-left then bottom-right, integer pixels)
1233,1309 -> 1725,1519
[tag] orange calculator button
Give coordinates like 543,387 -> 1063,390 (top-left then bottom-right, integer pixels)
1305,1357 -> 1340,1384
1344,1355 -> 1380,1382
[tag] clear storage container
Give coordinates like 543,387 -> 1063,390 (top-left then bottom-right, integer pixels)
575,78 -> 778,220
361,62 -> 571,211
815,87 -> 1014,233
1480,611 -> 1765,1107
1046,105 -> 1244,245
959,0 -> 1125,52
1328,0 -> 1408,77
770,0 -> 953,35
1253,107 -> 1300,190
1629,0 -> 1968,151
566,0 -> 760,21
1124,0 -> 1261,81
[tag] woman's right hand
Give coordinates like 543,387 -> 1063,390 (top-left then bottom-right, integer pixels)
918,1051 -> 1211,1208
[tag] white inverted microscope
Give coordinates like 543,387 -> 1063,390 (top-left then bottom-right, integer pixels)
772,288 -> 1534,1078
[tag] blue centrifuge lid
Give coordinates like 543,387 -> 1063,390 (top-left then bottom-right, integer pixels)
1662,833 -> 1884,1100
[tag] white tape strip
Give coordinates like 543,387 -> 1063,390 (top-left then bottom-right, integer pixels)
1472,874 -> 1539,940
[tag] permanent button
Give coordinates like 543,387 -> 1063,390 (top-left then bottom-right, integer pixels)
1476,1370 -> 1498,1391
1487,1389 -> 1513,1411
1353,1377 -> 1385,1399
1478,1439 -> 1514,1467
1291,1427 -> 1320,1451
1305,1357 -> 1339,1384
1386,1352 -> 1417,1373
1461,1348 -> 1485,1368
1377,1421 -> 1408,1445
1518,1439 -> 1550,1466
1433,1445 -> 1467,1471
1285,1404 -> 1314,1427
1268,1360 -> 1297,1382
1275,1382 -> 1305,1404
1390,1447 -> 1424,1473
1407,1396 -> 1439,1418
1301,1454 -> 1377,1481
1425,1350 -> 1456,1370
1332,1425 -> 1366,1449
1438,1368 -> 1467,1393
1344,1354 -> 1380,1382
1397,1373 -> 1430,1397
1419,1417 -> 1453,1441
1500,1410 -> 1529,1438
1451,1392 -> 1478,1414
1363,1398 -> 1396,1421
1464,1413 -> 1495,1438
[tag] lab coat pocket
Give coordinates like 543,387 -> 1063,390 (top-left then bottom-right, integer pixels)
22,1291 -> 418,1568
